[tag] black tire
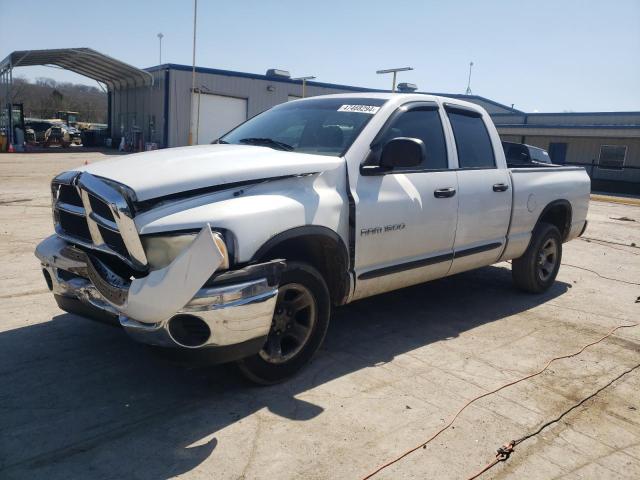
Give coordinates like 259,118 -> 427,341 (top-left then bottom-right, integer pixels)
236,261 -> 330,384
512,222 -> 562,293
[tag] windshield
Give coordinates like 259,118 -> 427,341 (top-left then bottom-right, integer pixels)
220,97 -> 387,157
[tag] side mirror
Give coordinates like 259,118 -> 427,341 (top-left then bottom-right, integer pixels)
380,137 -> 425,169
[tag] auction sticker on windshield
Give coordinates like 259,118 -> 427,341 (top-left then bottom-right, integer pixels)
337,105 -> 381,114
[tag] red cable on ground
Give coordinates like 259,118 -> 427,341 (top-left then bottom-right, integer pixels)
466,362 -> 640,479
360,322 -> 639,480
562,263 -> 640,285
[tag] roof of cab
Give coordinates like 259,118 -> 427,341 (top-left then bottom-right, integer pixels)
291,92 -> 488,114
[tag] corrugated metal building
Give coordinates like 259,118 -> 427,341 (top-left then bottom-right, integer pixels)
110,63 -> 639,194
110,64 -> 377,149
110,63 -> 520,149
496,112 -> 640,194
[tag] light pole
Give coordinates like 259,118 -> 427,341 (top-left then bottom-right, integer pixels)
292,76 -> 315,98
188,0 -> 198,145
157,33 -> 164,64
465,61 -> 474,95
376,67 -> 413,93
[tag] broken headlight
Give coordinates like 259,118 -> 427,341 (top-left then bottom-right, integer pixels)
141,230 -> 229,271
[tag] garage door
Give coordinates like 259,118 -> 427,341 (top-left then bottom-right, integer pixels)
191,93 -> 247,144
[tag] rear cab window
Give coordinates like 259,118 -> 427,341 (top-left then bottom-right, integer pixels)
445,105 -> 496,169
503,141 -> 531,165
529,146 -> 551,163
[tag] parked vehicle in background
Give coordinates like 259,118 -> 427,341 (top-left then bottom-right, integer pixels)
66,125 -> 82,145
43,124 -> 70,147
24,126 -> 36,143
26,115 -> 85,147
36,93 -> 590,383
55,111 -> 80,128
502,141 -> 552,166
25,119 -> 55,143
79,125 -> 109,147
43,123 -> 81,147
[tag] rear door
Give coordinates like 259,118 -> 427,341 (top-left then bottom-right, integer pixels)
444,104 -> 512,275
352,102 -> 459,299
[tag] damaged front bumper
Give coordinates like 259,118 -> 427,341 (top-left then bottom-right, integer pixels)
35,233 -> 284,362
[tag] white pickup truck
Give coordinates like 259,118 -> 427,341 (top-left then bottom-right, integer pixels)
36,93 -> 590,383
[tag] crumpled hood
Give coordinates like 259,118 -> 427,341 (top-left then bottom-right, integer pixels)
74,144 -> 344,201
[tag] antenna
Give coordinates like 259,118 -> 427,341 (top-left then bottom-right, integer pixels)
465,61 -> 474,95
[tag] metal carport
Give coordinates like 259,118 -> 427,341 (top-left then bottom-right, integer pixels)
0,48 -> 153,148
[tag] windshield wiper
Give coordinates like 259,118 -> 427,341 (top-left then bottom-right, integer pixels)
238,137 -> 294,151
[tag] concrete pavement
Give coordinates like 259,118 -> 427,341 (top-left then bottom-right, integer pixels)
1,150 -> 639,479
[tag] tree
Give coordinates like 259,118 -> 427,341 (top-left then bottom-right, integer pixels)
10,77 -> 107,122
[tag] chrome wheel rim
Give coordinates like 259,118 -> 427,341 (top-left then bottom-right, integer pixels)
537,238 -> 558,282
259,283 -> 317,364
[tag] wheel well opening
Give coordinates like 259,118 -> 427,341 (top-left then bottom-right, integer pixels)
255,234 -> 350,306
539,202 -> 571,240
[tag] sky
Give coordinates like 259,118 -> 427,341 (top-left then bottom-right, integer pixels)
1,0 -> 639,112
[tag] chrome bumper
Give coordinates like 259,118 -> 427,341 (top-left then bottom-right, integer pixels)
36,235 -> 282,351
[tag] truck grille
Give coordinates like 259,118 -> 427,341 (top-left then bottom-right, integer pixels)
57,209 -> 92,241
51,172 -> 148,270
57,183 -> 83,206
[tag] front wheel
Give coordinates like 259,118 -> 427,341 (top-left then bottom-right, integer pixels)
236,261 -> 330,384
512,222 -> 562,293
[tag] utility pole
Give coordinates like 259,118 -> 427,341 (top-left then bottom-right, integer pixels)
157,33 -> 164,64
292,76 -> 316,98
188,0 -> 198,145
376,67 -> 413,93
465,61 -> 474,95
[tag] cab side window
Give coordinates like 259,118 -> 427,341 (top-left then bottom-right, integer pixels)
380,107 -> 448,170
504,142 -> 530,164
446,108 -> 496,169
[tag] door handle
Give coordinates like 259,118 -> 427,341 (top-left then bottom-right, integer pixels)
434,187 -> 456,198
493,183 -> 509,192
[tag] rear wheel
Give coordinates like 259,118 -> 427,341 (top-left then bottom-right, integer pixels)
512,222 -> 562,293
236,261 -> 330,384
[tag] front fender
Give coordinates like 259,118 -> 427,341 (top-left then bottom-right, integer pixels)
135,172 -> 348,263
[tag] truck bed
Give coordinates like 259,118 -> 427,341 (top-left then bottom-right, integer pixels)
501,165 -> 591,261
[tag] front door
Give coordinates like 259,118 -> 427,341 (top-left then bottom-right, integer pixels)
352,103 -> 459,300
